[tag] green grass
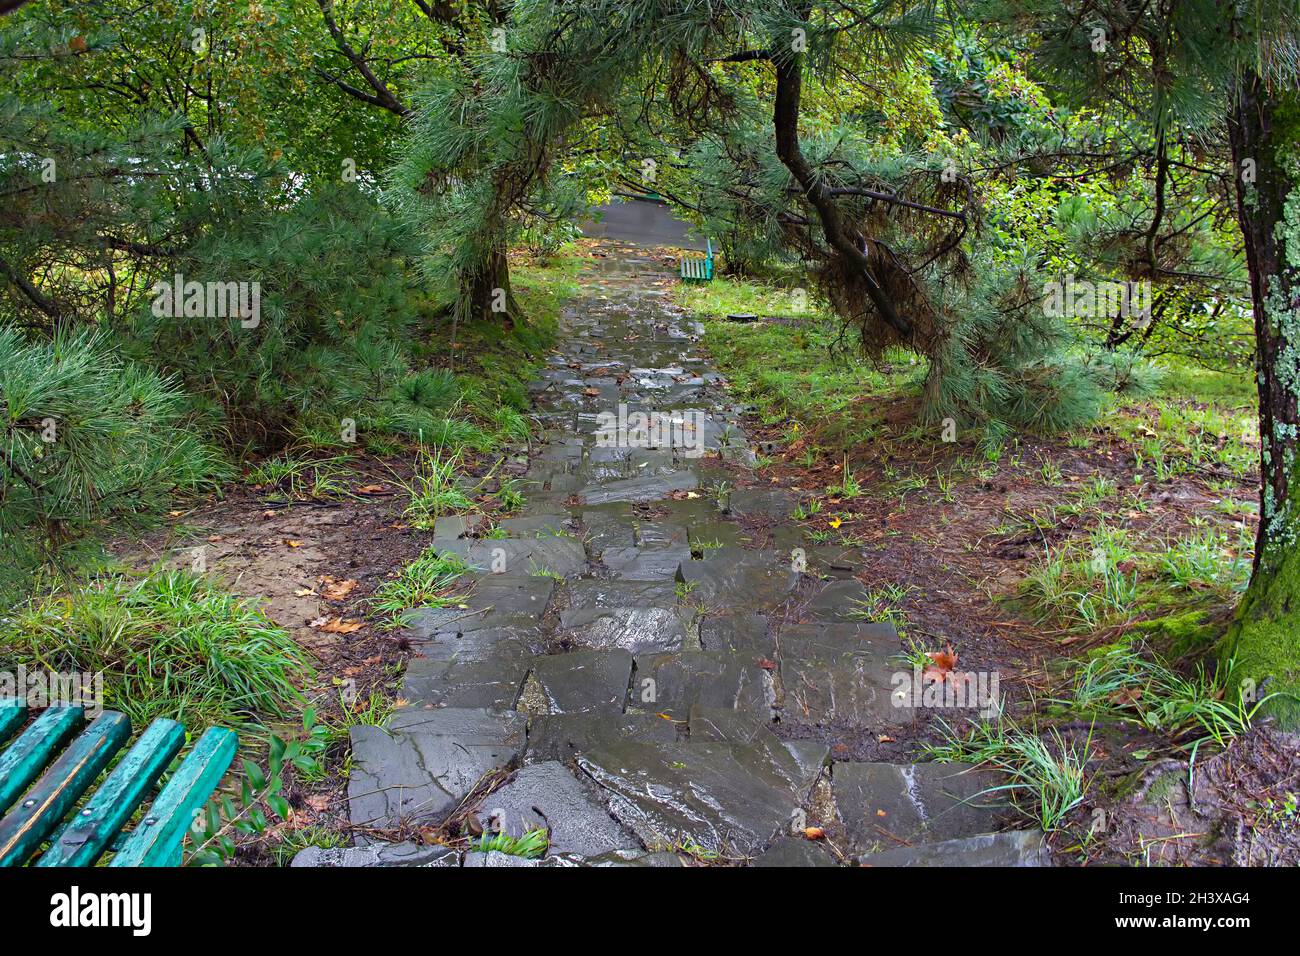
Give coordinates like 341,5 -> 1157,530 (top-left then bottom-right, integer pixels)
687,276 -> 911,452
246,454 -> 355,501
1063,646 -> 1267,748
0,569 -> 311,729
401,444 -> 477,529
370,548 -> 470,624
472,827 -> 549,859
925,717 -> 1092,832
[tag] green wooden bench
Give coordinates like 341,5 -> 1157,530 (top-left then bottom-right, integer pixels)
679,238 -> 714,283
0,701 -> 236,867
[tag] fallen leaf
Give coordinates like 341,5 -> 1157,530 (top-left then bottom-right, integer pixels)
311,616 -> 364,634
262,510 -> 278,518
802,826 -> 825,840
355,484 -> 386,494
294,587 -> 317,597
207,535 -> 223,542
828,517 -> 843,529
320,577 -> 358,601
923,644 -> 960,684
877,734 -> 894,743
755,658 -> 777,671
284,539 -> 303,548
876,809 -> 887,817
305,794 -> 330,812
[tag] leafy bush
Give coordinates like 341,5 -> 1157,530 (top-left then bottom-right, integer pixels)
0,326 -> 223,590
0,570 -> 312,729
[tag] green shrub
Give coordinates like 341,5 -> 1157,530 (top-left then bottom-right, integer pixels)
0,326 -> 223,590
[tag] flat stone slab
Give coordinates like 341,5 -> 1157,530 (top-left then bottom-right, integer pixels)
578,733 -> 828,857
291,842 -> 458,868
527,649 -> 634,713
726,487 -> 797,519
578,470 -> 698,505
476,761 -> 640,857
858,830 -> 1050,867
558,605 -> 696,653
580,505 -> 638,551
348,708 -> 525,829
634,650 -> 773,721
402,650 -> 531,709
801,578 -> 875,621
677,547 -> 799,610
457,573 -> 556,616
776,623 -> 901,727
699,613 -> 772,654
494,514 -> 577,537
563,578 -> 679,609
439,537 -> 587,578
753,837 -> 838,868
831,762 -> 1008,855
599,545 -> 690,579
525,712 -> 679,763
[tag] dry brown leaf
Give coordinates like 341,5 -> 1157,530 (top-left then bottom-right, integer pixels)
355,484 -> 386,494
802,827 -> 826,840
320,577 -> 358,601
311,616 -> 363,634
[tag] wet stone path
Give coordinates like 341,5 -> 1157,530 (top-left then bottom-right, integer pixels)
294,251 -> 1050,867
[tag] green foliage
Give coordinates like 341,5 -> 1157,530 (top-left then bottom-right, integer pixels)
188,713 -> 327,867
370,548 -> 471,623
472,827 -> 549,859
1064,646 -> 1268,748
1,569 -> 311,729
925,717 -> 1091,831
0,327 -> 224,590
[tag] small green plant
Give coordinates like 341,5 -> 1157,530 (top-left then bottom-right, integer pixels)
925,717 -> 1091,832
402,443 -> 475,528
1064,647 -> 1274,748
792,498 -> 823,520
827,455 -> 863,498
846,583 -> 915,632
370,548 -> 470,623
188,729 -> 323,865
473,827 -> 549,859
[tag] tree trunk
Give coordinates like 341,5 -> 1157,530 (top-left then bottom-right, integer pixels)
769,28 -> 910,339
459,244 -> 517,327
1221,71 -> 1300,726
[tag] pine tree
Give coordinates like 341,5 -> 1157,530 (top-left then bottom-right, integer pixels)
985,0 -> 1300,722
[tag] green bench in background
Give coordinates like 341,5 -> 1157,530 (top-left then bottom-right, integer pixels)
679,238 -> 714,282
0,702 -> 236,866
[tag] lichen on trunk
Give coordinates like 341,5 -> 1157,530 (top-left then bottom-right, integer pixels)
1220,74 -> 1300,727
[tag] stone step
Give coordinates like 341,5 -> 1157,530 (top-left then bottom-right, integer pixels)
858,829 -> 1050,867
577,718 -> 828,857
830,761 -> 1011,857
347,707 -> 525,830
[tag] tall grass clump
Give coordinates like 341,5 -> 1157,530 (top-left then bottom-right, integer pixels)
0,570 -> 312,729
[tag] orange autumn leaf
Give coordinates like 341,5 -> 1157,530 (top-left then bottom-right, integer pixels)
802,827 -> 825,840
923,644 -> 959,683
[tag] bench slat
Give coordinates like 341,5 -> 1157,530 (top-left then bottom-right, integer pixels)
37,718 -> 186,867
0,701 -> 25,747
0,705 -> 84,814
0,711 -> 131,866
109,726 -> 237,867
